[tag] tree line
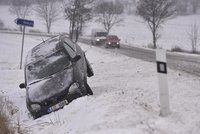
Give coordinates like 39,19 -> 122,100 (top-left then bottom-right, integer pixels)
2,0 -> 200,51
8,0 -> 124,42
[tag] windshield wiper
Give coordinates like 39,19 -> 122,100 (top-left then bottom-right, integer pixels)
29,75 -> 53,85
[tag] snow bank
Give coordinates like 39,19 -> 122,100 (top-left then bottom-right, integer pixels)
0,34 -> 200,133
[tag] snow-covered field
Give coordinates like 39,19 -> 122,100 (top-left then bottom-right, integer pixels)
1,3 -> 200,134
0,33 -> 200,134
0,5 -> 200,51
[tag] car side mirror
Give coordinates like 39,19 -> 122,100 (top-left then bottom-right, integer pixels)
19,83 -> 26,89
72,55 -> 81,62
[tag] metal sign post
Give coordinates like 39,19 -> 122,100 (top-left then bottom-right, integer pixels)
19,26 -> 26,69
14,18 -> 34,69
156,49 -> 170,117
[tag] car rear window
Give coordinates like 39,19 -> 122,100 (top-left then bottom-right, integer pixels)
107,35 -> 118,39
96,32 -> 108,37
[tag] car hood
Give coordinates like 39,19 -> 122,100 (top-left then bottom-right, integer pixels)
27,68 -> 73,103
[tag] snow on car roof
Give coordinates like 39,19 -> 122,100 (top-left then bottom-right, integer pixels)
26,36 -> 61,65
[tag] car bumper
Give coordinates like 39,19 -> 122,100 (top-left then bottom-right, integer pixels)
107,43 -> 120,47
96,40 -> 106,45
28,96 -> 69,118
27,83 -> 84,118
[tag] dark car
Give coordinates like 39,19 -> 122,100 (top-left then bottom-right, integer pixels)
105,35 -> 120,48
19,35 -> 94,119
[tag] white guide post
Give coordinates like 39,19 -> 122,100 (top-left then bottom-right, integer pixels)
156,49 -> 170,117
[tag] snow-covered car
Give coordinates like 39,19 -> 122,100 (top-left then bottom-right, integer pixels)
105,35 -> 120,48
19,35 -> 94,119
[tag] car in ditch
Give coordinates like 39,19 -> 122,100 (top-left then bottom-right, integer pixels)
105,35 -> 120,48
19,35 -> 94,119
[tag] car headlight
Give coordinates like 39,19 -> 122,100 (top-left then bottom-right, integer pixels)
31,104 -> 41,111
96,39 -> 100,41
68,82 -> 79,93
108,42 -> 111,44
117,42 -> 119,44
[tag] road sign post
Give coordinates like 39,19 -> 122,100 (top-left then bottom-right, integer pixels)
19,26 -> 25,69
156,49 -> 170,117
14,18 -> 34,69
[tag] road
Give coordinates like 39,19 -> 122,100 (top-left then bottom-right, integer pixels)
1,31 -> 200,76
79,38 -> 200,76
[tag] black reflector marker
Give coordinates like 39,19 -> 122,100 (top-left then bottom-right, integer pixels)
157,61 -> 167,74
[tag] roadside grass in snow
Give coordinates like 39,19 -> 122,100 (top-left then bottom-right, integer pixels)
0,95 -> 30,134
171,45 -> 200,54
0,96 -> 14,134
171,45 -> 186,52
0,112 -> 13,134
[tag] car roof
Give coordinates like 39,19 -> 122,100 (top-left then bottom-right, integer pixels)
26,36 -> 61,65
26,35 -> 76,65
26,35 -> 80,65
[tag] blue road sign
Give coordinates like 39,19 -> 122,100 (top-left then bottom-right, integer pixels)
14,18 -> 34,27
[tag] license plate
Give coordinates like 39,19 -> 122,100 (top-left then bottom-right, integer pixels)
48,100 -> 68,113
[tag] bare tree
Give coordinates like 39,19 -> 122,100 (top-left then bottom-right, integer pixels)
9,0 -> 32,31
64,0 -> 93,42
188,23 -> 199,53
95,1 -> 124,34
136,0 -> 175,49
35,0 -> 60,33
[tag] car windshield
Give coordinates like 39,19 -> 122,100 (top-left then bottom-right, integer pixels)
107,35 -> 118,40
26,50 -> 70,84
96,32 -> 107,37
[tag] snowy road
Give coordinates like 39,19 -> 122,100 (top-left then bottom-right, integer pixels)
1,31 -> 200,76
79,38 -> 200,77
